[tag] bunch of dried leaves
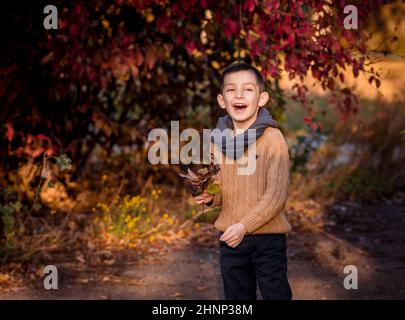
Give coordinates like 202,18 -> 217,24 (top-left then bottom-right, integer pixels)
178,158 -> 221,215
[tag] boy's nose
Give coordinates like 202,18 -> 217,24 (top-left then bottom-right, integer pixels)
235,90 -> 244,98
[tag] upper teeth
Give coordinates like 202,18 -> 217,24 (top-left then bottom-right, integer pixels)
234,103 -> 246,106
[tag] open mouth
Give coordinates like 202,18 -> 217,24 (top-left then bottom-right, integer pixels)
232,103 -> 248,111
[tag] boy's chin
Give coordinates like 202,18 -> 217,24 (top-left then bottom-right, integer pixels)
229,112 -> 254,123
231,115 -> 249,123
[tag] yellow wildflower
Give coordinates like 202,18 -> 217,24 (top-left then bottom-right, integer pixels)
127,221 -> 135,229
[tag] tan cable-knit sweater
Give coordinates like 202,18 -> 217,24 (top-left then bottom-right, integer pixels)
207,126 -> 291,235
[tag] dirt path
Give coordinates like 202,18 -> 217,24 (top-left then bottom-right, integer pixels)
1,202 -> 404,300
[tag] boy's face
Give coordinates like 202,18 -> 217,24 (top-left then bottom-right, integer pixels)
217,70 -> 269,126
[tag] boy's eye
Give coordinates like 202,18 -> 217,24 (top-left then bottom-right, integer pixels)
245,88 -> 254,91
226,89 -> 235,92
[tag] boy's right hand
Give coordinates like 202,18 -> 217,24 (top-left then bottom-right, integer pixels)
194,191 -> 213,205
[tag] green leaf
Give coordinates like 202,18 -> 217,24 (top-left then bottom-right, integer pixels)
11,201 -> 22,212
5,241 -> 15,250
48,181 -> 55,188
207,183 -> 221,195
0,205 -> 14,215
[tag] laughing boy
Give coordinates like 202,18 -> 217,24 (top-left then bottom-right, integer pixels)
195,62 -> 292,300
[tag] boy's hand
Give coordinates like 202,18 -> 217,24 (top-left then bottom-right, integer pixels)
194,191 -> 213,205
219,223 -> 247,248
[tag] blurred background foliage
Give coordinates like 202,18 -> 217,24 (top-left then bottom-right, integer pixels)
0,0 -> 404,266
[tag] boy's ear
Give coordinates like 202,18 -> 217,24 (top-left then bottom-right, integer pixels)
217,93 -> 226,110
258,91 -> 269,107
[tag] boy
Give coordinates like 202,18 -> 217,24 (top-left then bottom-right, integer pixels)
194,62 -> 292,300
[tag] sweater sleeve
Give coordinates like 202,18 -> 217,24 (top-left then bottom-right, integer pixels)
239,132 -> 290,234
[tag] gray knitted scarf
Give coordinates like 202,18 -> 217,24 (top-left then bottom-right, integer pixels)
210,107 -> 278,159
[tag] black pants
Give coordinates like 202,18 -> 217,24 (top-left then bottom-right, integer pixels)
218,231 -> 292,300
